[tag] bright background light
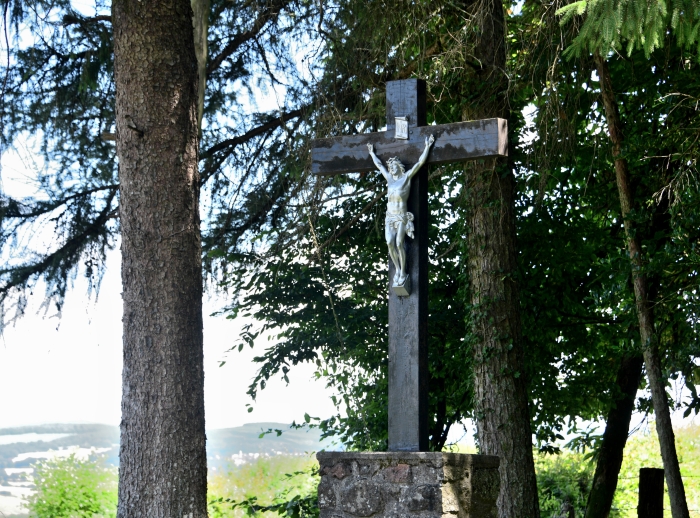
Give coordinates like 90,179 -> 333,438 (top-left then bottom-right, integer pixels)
0,247 -> 336,430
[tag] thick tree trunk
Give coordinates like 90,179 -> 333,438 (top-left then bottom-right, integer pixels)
464,2 -> 540,517
594,53 -> 689,518
113,1 -> 207,517
468,164 -> 539,518
585,354 -> 644,518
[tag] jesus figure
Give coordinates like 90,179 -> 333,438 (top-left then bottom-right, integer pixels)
367,134 -> 435,294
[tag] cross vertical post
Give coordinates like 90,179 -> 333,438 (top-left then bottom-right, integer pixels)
386,79 -> 428,452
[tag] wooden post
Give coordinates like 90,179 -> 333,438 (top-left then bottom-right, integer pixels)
386,79 -> 428,452
638,467 -> 664,518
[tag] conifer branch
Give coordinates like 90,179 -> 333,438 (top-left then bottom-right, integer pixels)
0,189 -> 117,298
202,106 -> 307,157
207,0 -> 293,76
62,14 -> 111,26
2,184 -> 119,220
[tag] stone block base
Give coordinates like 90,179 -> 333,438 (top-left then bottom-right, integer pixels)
317,452 -> 499,518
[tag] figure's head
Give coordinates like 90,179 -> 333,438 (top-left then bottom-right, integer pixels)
387,157 -> 405,179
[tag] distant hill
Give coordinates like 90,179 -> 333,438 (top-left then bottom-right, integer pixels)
0,423 -> 120,471
207,422 -> 339,468
0,422 -> 338,475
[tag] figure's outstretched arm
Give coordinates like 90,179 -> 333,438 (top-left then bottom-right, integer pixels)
407,135 -> 435,179
367,143 -> 390,180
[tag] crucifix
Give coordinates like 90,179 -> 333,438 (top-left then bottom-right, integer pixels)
311,79 -> 507,452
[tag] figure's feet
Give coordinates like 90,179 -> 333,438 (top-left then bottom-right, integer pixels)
391,272 -> 411,297
394,272 -> 408,286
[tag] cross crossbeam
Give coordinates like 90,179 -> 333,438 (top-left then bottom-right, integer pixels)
312,118 -> 507,176
310,79 -> 507,452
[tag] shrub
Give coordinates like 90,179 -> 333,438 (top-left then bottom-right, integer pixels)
24,453 -> 117,518
536,451 -> 594,518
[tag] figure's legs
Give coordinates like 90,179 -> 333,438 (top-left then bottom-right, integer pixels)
385,224 -> 400,282
395,222 -> 407,284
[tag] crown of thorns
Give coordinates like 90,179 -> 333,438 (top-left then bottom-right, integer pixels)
387,157 -> 406,174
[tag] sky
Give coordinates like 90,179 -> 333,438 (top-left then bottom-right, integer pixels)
0,245 -> 337,430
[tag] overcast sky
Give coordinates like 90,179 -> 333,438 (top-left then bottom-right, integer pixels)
0,245 -> 337,430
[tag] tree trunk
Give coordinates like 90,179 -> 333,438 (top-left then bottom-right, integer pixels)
585,354 -> 644,518
468,163 -> 539,518
594,53 -> 689,518
464,1 -> 540,517
113,1 -> 207,517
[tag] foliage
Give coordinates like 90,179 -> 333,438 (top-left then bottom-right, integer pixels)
214,493 -> 319,518
23,453 -> 117,518
211,0 -> 515,454
210,0 -> 700,456
222,159 -> 474,451
512,1 -> 700,446
612,423 -> 700,516
22,451 -> 318,518
207,455 -> 318,518
0,0 -> 320,323
556,0 -> 700,58
536,451 -> 594,517
0,0 -> 118,321
534,423 -> 700,517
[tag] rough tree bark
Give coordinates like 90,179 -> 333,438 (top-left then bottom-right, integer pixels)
594,53 -> 689,518
585,354 -> 644,518
464,1 -> 540,516
113,1 -> 207,517
468,160 -> 539,518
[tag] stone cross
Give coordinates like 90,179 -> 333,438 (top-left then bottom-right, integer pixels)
311,79 -> 507,452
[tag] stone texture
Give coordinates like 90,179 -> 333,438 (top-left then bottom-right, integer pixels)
319,478 -> 337,509
383,464 -> 412,484
317,452 -> 499,518
323,462 -> 353,480
341,479 -> 383,516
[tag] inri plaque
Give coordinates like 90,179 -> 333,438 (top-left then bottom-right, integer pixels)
395,117 -> 408,139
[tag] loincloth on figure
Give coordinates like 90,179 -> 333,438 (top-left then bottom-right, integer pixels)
385,211 -> 415,239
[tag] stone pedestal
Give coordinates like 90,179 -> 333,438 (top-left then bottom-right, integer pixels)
317,452 -> 499,518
